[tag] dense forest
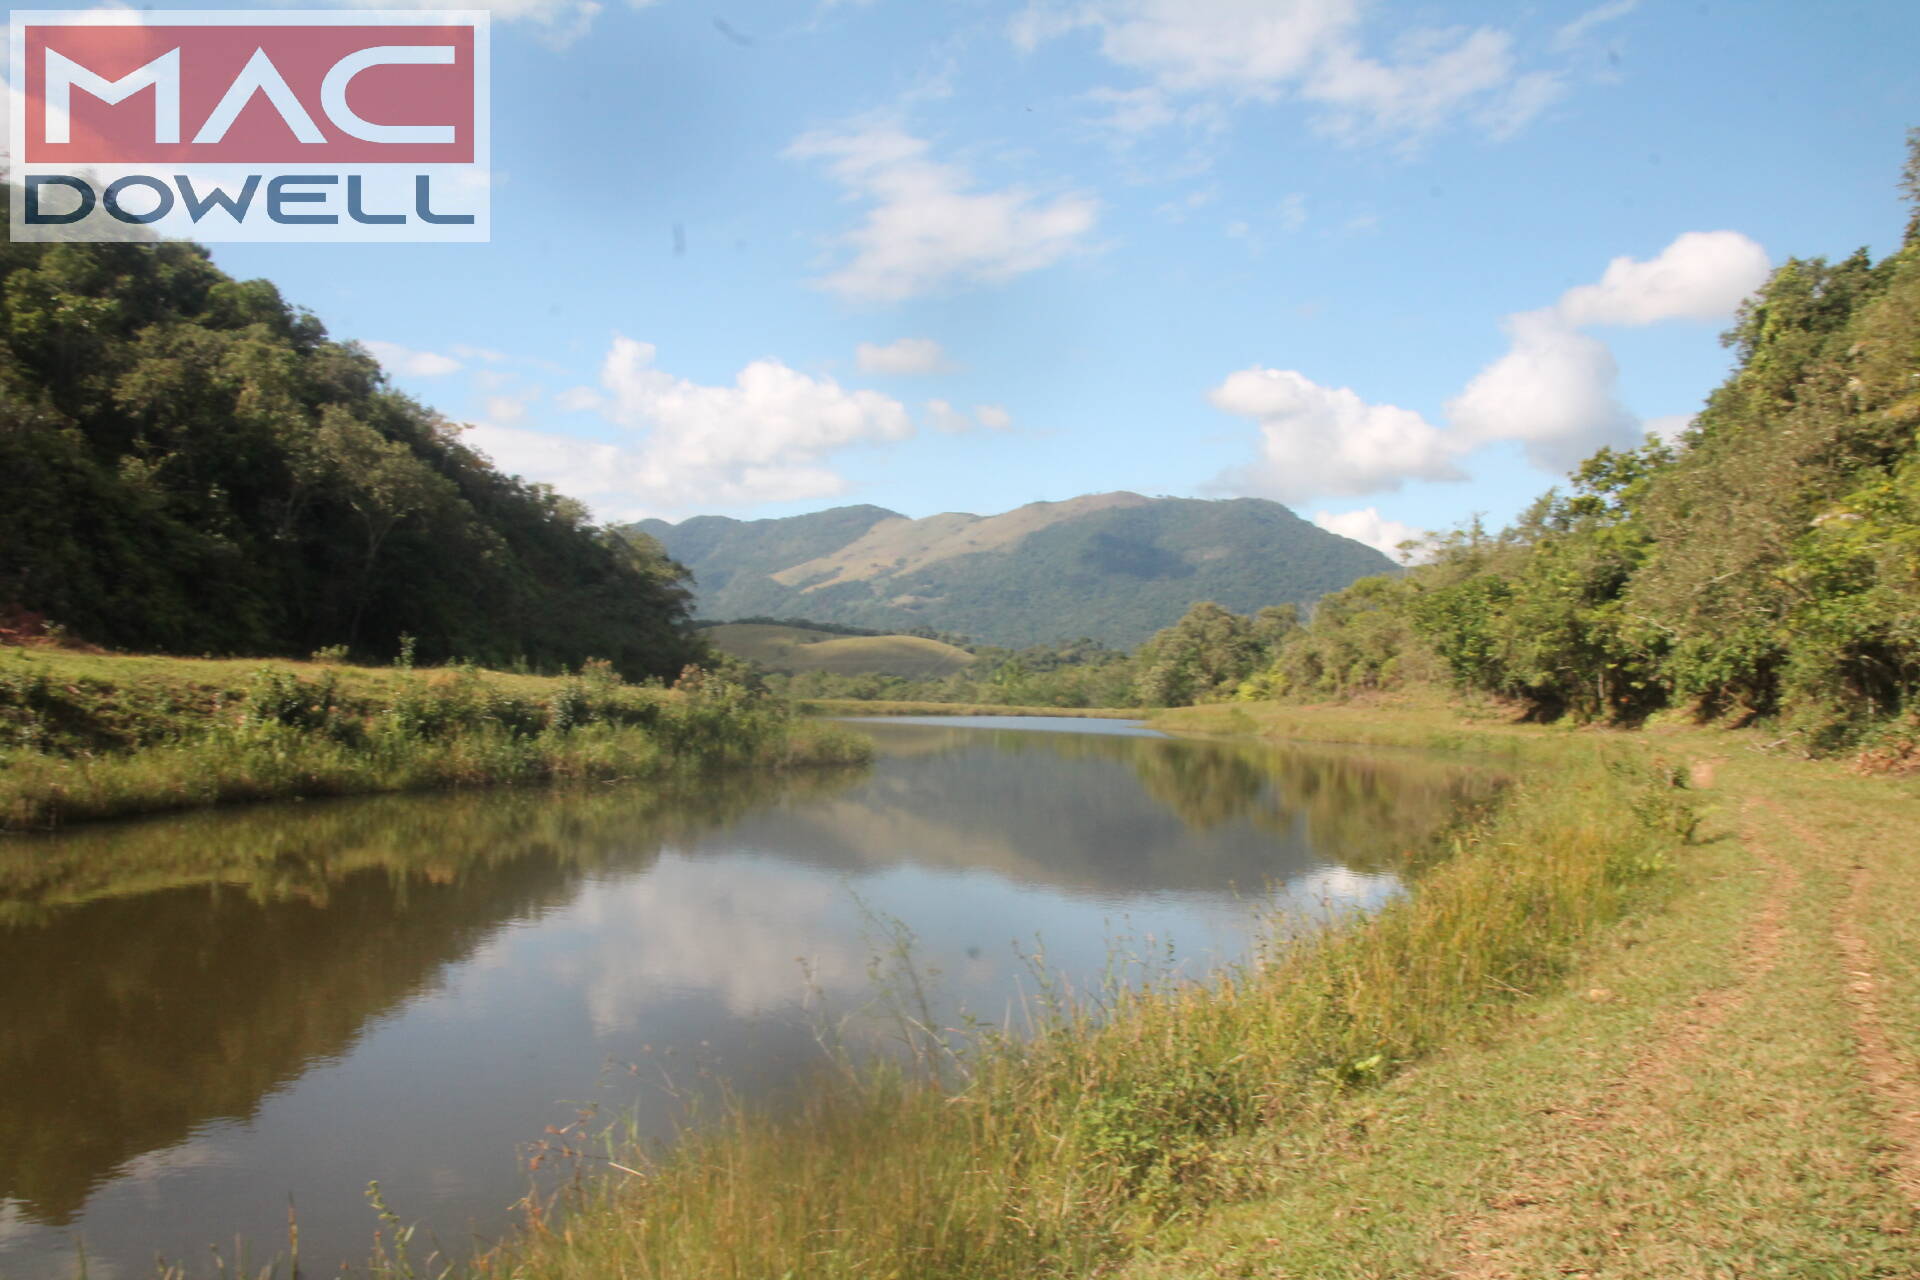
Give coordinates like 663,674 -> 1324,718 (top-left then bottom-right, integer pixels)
1244,138 -> 1920,754
0,187 -> 703,680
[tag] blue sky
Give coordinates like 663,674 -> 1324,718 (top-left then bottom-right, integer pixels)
24,0 -> 1920,556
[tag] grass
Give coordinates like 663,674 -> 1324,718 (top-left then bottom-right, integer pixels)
1108,705 -> 1920,1278
703,623 -> 977,678
800,697 -> 1145,719
63,686 -> 1914,1277
458,701 -> 1723,1280
0,646 -> 871,830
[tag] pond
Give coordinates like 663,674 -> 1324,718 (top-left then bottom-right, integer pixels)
0,717 -> 1493,1277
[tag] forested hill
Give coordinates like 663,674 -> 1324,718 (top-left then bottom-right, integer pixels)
0,203 -> 702,679
1253,137 -> 1920,754
632,492 -> 1396,648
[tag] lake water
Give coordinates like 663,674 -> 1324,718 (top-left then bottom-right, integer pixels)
0,717 -> 1492,1277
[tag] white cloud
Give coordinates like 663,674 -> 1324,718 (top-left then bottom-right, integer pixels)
788,123 -> 1099,302
464,337 -> 913,516
1305,26 -> 1535,144
1552,0 -> 1639,54
1209,368 -> 1465,502
1449,230 -> 1769,469
363,340 -> 463,378
1213,230 -> 1769,499
1554,230 -> 1773,328
1446,309 -> 1637,470
1013,0 -> 1560,144
1311,507 -> 1432,563
856,337 -> 955,375
925,400 -> 1015,434
556,385 -> 606,413
1085,85 -> 1175,135
926,399 -> 971,434
483,391 -> 536,425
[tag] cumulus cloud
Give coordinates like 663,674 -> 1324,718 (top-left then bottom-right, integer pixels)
483,391 -> 537,425
1448,230 -> 1769,469
463,337 -> 913,516
856,337 -> 955,375
925,400 -> 1014,434
1012,0 -> 1561,144
1213,230 -> 1769,499
555,385 -> 606,413
1208,369 -> 1464,503
974,404 -> 1014,431
1311,507 -> 1433,563
1446,310 -> 1637,470
363,340 -> 463,378
1555,230 -> 1773,327
788,123 -> 1099,302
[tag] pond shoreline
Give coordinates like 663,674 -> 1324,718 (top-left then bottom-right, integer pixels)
464,700 -> 1732,1279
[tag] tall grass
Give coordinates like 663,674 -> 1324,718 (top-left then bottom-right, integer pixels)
466,743 -> 1696,1280
0,659 -> 869,830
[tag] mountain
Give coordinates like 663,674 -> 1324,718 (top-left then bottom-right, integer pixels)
632,493 -> 1397,648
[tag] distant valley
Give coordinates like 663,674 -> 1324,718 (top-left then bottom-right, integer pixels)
632,493 -> 1394,648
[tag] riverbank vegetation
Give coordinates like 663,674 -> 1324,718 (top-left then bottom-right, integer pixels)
449,709 -> 1715,1279
0,647 -> 868,831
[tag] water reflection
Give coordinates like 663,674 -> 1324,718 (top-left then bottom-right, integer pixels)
0,719 -> 1494,1277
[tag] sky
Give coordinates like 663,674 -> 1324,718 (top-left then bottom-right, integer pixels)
10,0 -> 1920,557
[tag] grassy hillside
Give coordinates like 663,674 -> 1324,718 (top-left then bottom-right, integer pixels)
635,494 -> 1395,649
0,645 -> 868,829
704,623 -> 976,678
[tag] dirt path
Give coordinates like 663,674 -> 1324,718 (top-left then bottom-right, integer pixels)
1759,796 -> 1920,1215
1442,796 -> 1799,1279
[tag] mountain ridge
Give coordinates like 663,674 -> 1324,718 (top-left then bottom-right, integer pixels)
632,492 -> 1395,648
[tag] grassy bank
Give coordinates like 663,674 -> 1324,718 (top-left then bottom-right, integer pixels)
799,696 -> 1144,719
458,702 -> 1744,1280
1115,703 -> 1920,1277
0,647 -> 870,831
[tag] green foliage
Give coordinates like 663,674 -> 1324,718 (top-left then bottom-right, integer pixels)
1254,573 -> 1443,701
0,653 -> 868,830
0,197 -> 703,680
770,634 -> 1140,709
1243,138 -> 1920,749
1130,601 -> 1267,706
